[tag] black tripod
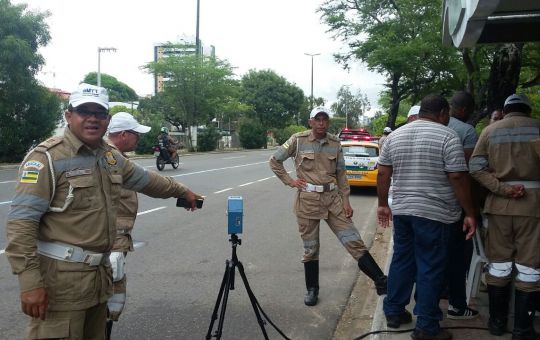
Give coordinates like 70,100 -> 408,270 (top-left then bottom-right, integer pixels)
206,234 -> 280,340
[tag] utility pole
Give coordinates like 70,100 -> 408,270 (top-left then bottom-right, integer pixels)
304,53 -> 320,112
97,47 -> 117,87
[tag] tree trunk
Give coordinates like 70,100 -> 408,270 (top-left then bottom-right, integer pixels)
386,72 -> 402,129
476,43 -> 523,126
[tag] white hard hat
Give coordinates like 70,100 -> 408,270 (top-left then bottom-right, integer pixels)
383,127 -> 392,134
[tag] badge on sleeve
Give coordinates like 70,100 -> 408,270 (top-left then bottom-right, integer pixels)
20,170 -> 39,184
23,160 -> 44,170
105,151 -> 117,166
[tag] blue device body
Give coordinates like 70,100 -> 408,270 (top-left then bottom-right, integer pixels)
227,196 -> 243,234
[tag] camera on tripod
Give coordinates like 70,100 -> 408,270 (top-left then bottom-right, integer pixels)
227,196 -> 243,235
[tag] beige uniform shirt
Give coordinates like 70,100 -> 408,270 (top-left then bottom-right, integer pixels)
470,112 -> 540,217
6,128 -> 188,310
269,130 -> 350,219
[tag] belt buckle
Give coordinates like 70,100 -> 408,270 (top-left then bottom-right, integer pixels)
84,253 -> 103,266
315,185 -> 323,193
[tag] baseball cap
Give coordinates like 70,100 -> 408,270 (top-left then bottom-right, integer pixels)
504,94 -> 531,109
108,112 -> 151,134
383,127 -> 392,133
310,106 -> 331,119
407,105 -> 420,117
69,83 -> 109,110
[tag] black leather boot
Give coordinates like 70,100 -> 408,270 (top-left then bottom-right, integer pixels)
487,284 -> 510,336
512,290 -> 537,340
106,320 -> 113,340
357,252 -> 387,295
304,261 -> 319,306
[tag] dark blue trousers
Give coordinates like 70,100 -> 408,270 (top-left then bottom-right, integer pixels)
383,215 -> 451,335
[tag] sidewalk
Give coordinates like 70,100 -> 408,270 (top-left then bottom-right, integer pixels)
334,225 -> 537,340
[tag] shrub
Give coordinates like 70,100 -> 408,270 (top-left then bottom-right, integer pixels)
238,118 -> 266,149
197,125 -> 221,152
274,124 -> 307,145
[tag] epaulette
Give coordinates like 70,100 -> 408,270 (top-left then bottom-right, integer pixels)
295,130 -> 311,138
33,136 -> 64,153
327,133 -> 339,142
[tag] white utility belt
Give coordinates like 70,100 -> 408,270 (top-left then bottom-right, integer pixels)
36,240 -> 109,266
303,183 -> 337,193
503,180 -> 540,189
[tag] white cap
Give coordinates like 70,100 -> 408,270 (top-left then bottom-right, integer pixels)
504,94 -> 531,109
310,106 -> 331,119
383,127 -> 392,133
69,83 -> 109,110
108,112 -> 151,134
407,105 -> 420,117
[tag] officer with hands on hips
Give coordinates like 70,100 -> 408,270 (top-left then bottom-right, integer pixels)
6,83 -> 202,339
270,106 -> 387,307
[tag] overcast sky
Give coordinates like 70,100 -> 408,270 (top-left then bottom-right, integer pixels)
15,0 -> 385,114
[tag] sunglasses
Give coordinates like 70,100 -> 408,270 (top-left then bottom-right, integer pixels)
125,130 -> 140,140
75,107 -> 109,120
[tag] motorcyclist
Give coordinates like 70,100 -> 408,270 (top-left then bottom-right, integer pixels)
158,127 -> 179,160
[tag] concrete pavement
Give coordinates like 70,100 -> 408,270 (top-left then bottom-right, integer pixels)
334,222 -> 539,340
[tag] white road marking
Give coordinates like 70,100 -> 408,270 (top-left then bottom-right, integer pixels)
0,180 -> 16,184
239,181 -> 255,187
137,206 -> 166,216
0,201 -> 12,206
171,161 -> 267,178
256,176 -> 274,182
214,188 -> 233,194
222,156 -> 245,160
0,249 -> 4,255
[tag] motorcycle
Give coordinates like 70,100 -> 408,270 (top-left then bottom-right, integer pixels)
153,142 -> 179,171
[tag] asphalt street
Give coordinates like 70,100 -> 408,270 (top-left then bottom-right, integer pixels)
0,150 -> 380,340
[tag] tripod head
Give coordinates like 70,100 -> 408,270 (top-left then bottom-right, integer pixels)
229,233 -> 241,247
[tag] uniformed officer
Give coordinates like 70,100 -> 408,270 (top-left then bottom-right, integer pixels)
104,112 -> 151,339
6,83 -> 202,340
269,106 -> 387,307
470,94 -> 540,339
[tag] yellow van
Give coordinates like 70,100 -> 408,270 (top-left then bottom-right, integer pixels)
341,140 -> 379,187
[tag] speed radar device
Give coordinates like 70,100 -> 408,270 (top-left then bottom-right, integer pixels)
227,196 -> 243,234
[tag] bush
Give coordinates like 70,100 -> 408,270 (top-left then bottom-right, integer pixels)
238,118 -> 266,149
197,125 -> 221,152
274,125 -> 307,145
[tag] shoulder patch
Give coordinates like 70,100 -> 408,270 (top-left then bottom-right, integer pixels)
20,170 -> 40,184
296,130 -> 311,137
23,160 -> 45,170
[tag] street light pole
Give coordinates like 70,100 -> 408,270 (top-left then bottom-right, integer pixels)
304,53 -> 320,112
97,47 -> 117,87
196,0 -> 201,57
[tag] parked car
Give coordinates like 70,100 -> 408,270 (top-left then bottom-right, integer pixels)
341,140 -> 379,187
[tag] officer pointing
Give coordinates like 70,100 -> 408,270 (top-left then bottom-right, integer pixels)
5,83 -> 202,339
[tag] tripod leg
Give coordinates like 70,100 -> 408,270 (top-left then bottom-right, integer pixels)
206,260 -> 232,340
215,261 -> 234,339
236,260 -> 270,340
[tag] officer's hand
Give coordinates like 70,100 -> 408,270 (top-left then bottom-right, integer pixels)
377,206 -> 392,228
343,201 -> 353,218
181,190 -> 200,211
289,178 -> 307,190
504,184 -> 525,199
21,287 -> 48,320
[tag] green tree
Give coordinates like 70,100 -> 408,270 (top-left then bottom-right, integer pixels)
240,69 -> 305,131
237,117 -> 267,149
330,85 -> 370,128
0,0 -> 62,162
83,72 -> 138,102
197,125 -> 221,152
274,124 -> 308,145
144,52 -> 237,148
319,0 -> 462,129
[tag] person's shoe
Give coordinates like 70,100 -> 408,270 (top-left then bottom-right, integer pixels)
304,287 -> 319,306
447,305 -> 479,320
386,310 -> 412,328
410,329 -> 452,340
488,318 -> 507,336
